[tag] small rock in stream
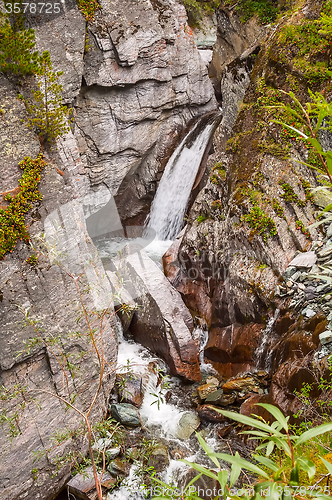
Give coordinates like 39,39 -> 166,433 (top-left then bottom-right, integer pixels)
109,403 -> 141,427
176,412 -> 201,440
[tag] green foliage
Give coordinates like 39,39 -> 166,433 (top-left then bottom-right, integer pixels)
77,0 -> 100,21
151,404 -> 332,500
0,154 -> 46,261
279,181 -> 306,208
278,5 -> 332,86
0,0 -> 41,75
150,366 -> 171,410
196,214 -> 209,223
295,219 -> 310,238
272,198 -> 285,218
26,254 -> 38,266
272,91 -> 332,187
224,0 -> 280,24
181,0 -> 219,27
242,205 -> 277,242
25,53 -> 70,143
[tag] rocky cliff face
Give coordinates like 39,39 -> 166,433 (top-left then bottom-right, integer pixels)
34,0 -> 217,225
0,1 -> 216,498
166,0 -> 330,408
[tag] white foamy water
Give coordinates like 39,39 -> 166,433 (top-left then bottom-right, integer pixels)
116,320 -> 186,438
146,119 -> 217,240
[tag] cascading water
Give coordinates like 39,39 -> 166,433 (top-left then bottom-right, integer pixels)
254,308 -> 280,371
110,320 -> 226,500
146,114 -> 220,241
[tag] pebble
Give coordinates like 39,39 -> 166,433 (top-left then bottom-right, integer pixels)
319,330 -> 332,345
302,307 -> 316,318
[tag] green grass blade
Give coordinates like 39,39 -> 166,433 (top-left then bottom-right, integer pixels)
295,422 -> 332,447
214,409 -> 284,437
256,404 -> 288,431
210,452 -> 269,479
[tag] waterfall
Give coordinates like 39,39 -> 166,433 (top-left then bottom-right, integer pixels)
146,114 -> 219,241
255,308 -> 280,371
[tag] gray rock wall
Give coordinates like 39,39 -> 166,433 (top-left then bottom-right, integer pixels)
34,0 -> 217,225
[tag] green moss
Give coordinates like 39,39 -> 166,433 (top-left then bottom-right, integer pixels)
0,154 -> 46,261
252,171 -> 265,187
196,214 -> 209,224
210,163 -> 226,186
223,0 -> 280,24
278,6 -> 332,86
295,219 -> 310,238
77,0 -> 100,21
272,198 -> 285,217
258,140 -> 290,159
26,254 -> 37,266
241,205 -> 277,242
301,178 -> 314,203
279,181 -> 306,207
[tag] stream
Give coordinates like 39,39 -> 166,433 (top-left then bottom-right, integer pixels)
109,320 -> 225,500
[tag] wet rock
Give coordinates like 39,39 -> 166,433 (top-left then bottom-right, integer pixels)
283,266 -> 297,281
319,330 -> 332,345
116,373 -> 143,407
108,458 -> 131,478
205,388 -> 223,403
204,323 -> 264,378
240,394 -> 269,419
197,376 -> 219,400
197,404 -> 228,423
116,248 -> 201,382
302,307 -> 317,318
205,389 -> 236,406
148,443 -> 170,472
105,447 -> 121,461
288,252 -> 317,269
222,375 -> 259,394
67,467 -> 114,500
176,412 -> 201,440
110,403 -> 141,427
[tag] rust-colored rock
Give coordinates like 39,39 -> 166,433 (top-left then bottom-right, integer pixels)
197,376 -> 220,400
197,404 -> 229,423
240,394 -> 269,419
204,323 -> 264,378
116,373 -> 143,408
222,375 -> 259,394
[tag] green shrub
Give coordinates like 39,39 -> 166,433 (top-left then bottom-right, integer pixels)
242,205 -> 277,242
77,0 -> 100,21
223,0 -> 280,24
0,154 -> 46,260
181,0 -> 219,27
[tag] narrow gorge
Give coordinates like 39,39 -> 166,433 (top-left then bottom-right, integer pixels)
1,1 -> 332,499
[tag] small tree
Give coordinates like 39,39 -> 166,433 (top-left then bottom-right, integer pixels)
0,0 -> 41,75
25,52 -> 70,143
